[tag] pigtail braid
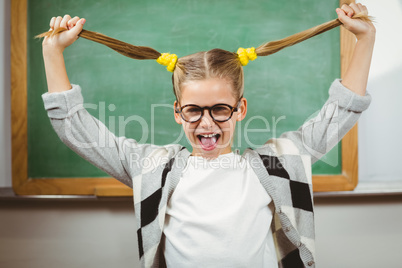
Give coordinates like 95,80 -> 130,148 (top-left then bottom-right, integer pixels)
255,13 -> 372,57
36,28 -> 161,60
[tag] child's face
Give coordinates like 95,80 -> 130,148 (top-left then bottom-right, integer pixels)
174,78 -> 247,159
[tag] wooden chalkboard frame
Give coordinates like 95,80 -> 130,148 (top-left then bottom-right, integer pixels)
11,0 -> 358,196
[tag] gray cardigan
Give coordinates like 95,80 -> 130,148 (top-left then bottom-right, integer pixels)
42,79 -> 371,268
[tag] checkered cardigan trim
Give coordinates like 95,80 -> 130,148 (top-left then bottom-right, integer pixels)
134,147 -> 191,268
251,145 -> 316,268
136,157 -> 174,258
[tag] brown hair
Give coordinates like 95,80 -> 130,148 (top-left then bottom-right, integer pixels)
172,49 -> 243,102
36,14 -> 371,101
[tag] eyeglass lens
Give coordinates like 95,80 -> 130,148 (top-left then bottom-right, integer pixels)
181,105 -> 233,122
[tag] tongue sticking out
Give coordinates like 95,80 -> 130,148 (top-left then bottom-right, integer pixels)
200,136 -> 218,151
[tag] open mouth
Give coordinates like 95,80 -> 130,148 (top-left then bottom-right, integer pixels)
197,133 -> 221,151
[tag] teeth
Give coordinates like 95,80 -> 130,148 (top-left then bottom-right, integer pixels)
199,134 -> 217,138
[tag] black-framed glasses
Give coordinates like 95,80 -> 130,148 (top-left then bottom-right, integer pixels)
175,100 -> 241,123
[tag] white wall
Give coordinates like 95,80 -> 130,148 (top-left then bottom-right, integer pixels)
0,200 -> 140,268
1,1 -> 402,268
359,0 -> 402,183
0,0 -> 11,187
315,195 -> 402,268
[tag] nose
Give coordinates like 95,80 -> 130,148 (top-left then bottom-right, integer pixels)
199,108 -> 214,128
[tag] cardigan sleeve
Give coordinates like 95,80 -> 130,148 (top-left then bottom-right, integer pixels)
42,84 -> 181,188
262,79 -> 372,164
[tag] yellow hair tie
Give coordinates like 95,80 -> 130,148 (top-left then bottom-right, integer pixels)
157,53 -> 178,72
237,47 -> 257,66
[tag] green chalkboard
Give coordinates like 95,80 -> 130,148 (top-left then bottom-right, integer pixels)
27,0 -> 341,178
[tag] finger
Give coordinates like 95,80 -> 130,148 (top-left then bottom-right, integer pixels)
69,18 -> 86,37
60,14 -> 71,29
336,8 -> 353,25
341,4 -> 354,18
360,4 -> 368,15
54,16 -> 63,30
350,3 -> 362,14
49,17 -> 56,29
67,16 -> 80,30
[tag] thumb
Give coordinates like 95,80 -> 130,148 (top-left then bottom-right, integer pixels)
336,8 -> 353,26
70,18 -> 85,37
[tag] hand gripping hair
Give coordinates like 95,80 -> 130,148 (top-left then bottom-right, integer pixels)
36,13 -> 372,100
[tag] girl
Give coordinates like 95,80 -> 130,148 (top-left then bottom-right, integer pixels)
40,3 -> 375,268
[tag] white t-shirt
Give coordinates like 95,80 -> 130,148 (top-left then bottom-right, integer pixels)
163,152 -> 278,267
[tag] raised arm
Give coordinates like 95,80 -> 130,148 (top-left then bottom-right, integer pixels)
41,15 -> 182,188
336,3 -> 376,96
258,4 -> 375,164
42,15 -> 86,93
41,15 -> 137,186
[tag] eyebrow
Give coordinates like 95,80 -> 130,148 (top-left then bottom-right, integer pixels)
179,102 -> 233,107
